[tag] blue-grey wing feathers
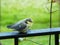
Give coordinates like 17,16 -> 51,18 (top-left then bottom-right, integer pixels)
7,18 -> 32,33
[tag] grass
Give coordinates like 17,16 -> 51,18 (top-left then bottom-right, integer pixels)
0,0 -> 60,45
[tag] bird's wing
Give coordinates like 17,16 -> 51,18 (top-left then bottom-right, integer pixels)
7,23 -> 27,31
17,23 -> 27,30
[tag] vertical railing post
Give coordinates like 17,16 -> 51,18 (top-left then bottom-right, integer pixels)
55,33 -> 59,45
14,38 -> 18,45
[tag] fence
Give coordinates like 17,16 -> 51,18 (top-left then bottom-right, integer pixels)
0,27 -> 60,45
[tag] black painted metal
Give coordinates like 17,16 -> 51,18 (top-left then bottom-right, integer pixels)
14,38 -> 18,45
0,28 -> 60,45
0,28 -> 60,39
55,33 -> 59,45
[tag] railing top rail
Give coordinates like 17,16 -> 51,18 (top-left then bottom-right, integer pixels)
0,27 -> 60,39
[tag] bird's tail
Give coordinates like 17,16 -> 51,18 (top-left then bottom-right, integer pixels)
7,25 -> 12,29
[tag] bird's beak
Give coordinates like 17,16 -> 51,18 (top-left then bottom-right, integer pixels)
27,21 -> 33,27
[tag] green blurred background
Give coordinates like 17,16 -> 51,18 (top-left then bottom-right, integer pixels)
0,0 -> 60,45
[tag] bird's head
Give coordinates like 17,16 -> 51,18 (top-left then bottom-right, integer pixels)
25,18 -> 33,27
25,18 -> 32,24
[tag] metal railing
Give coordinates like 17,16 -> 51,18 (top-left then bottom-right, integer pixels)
0,27 -> 60,45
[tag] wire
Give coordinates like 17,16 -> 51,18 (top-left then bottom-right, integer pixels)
26,39 -> 43,45
49,0 -> 53,45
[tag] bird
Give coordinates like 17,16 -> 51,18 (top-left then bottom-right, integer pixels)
7,18 -> 33,33
7,18 -> 33,41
